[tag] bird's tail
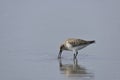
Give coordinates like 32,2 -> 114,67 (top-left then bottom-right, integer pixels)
88,40 -> 95,44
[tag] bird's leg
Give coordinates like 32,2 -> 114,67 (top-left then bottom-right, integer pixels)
73,58 -> 78,66
73,51 -> 78,59
75,51 -> 78,58
74,53 -> 76,59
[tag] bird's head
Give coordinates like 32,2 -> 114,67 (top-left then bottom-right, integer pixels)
59,44 -> 65,53
58,44 -> 67,58
58,44 -> 65,58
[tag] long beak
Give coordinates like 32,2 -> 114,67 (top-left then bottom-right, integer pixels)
58,49 -> 62,59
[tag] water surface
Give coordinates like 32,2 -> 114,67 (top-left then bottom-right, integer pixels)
0,0 -> 120,80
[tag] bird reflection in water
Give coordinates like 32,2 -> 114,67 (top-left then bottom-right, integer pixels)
58,58 -> 94,79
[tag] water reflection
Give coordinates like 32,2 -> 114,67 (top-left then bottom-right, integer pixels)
58,58 -> 94,79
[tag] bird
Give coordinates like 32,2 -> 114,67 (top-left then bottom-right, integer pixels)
58,38 -> 95,59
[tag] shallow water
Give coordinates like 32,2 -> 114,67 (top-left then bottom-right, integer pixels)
0,0 -> 120,80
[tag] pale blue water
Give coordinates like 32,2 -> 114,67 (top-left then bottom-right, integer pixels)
0,0 -> 120,80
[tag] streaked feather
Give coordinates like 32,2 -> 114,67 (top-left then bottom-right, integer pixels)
64,38 -> 89,47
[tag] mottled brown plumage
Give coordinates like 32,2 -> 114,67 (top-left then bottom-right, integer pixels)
64,38 -> 90,47
58,38 -> 95,59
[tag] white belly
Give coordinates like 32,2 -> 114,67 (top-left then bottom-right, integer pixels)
74,45 -> 87,50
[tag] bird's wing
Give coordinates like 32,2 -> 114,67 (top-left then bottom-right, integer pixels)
65,38 -> 88,47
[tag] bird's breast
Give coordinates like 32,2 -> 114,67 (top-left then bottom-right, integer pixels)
65,42 -> 73,50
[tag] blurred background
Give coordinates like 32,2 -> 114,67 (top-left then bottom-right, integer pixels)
0,0 -> 120,80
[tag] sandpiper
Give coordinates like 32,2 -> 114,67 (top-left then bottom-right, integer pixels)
58,38 -> 95,59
